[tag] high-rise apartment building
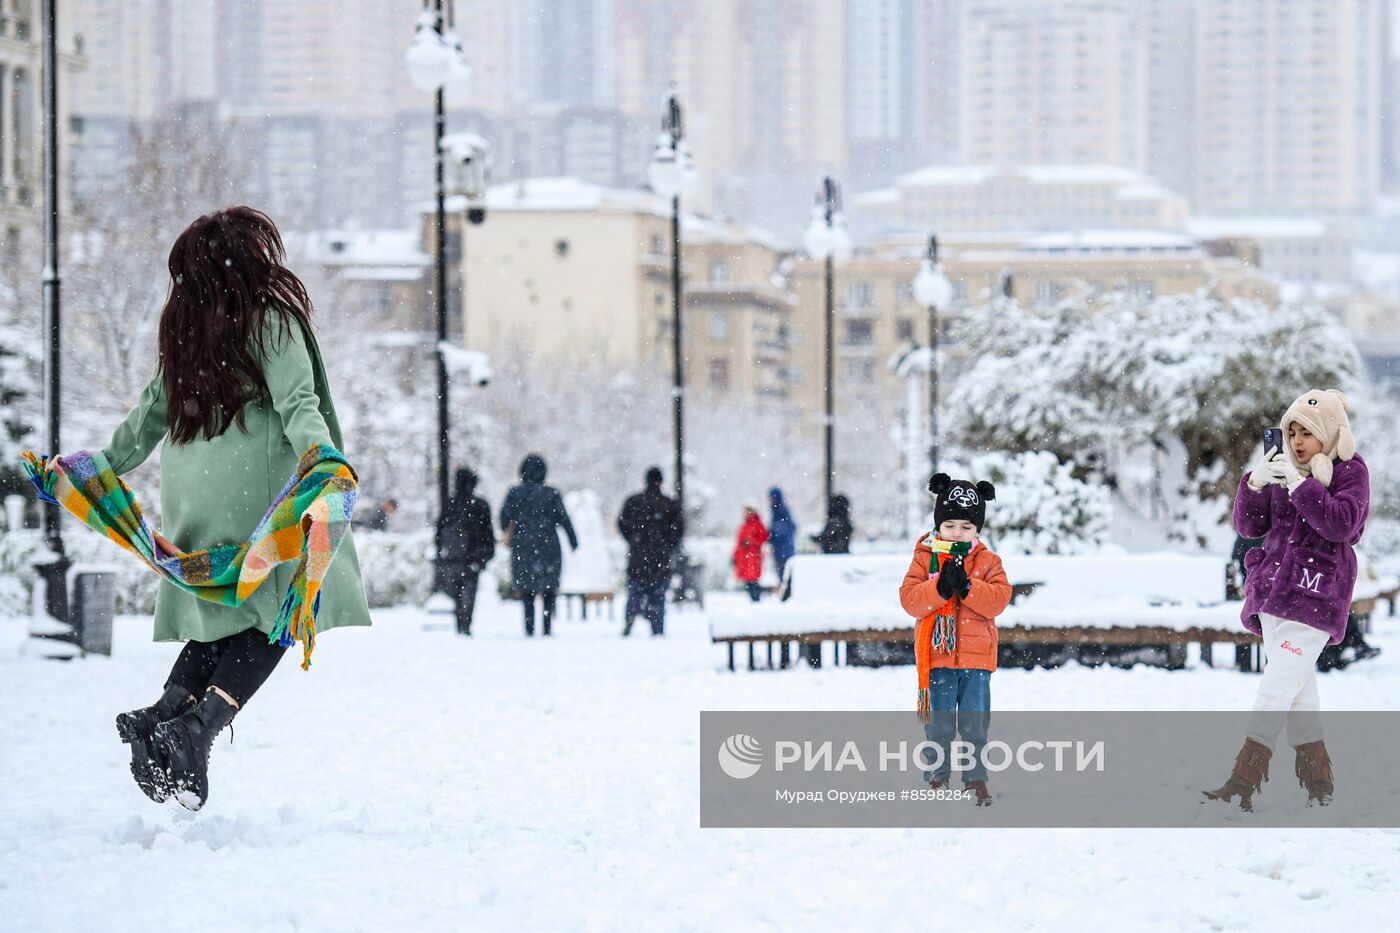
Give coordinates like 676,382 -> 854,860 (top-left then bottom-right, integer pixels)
845,0 -> 922,181
959,0 -> 1148,170
1194,0 -> 1385,216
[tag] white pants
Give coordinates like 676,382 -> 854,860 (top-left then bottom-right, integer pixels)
1245,613 -> 1329,748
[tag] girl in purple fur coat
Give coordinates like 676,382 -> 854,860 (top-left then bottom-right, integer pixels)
1204,389 -> 1369,811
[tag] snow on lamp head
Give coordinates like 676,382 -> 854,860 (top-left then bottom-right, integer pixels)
648,133 -> 684,201
913,257 -> 954,308
804,207 -> 852,262
442,29 -> 473,107
405,10 -> 453,94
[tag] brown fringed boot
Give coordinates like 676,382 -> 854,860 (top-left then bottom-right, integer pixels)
1202,738 -> 1272,811
1294,740 -> 1334,807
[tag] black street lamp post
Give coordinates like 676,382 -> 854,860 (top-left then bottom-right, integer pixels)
648,89 -> 691,525
911,235 -> 954,475
38,0 -> 70,628
803,176 -> 851,509
405,0 -> 469,540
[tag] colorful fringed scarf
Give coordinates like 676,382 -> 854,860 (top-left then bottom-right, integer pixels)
21,444 -> 357,670
916,536 -> 973,722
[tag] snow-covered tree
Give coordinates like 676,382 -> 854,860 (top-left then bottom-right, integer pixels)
947,292 -> 1366,499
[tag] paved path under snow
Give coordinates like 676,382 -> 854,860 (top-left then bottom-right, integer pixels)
2,592 -> 1398,931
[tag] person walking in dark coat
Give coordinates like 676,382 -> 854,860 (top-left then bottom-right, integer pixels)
811,494 -> 854,554
618,466 -> 683,636
768,487 -> 797,584
500,454 -> 577,637
435,468 -> 495,636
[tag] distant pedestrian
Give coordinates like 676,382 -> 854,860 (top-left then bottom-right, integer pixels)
768,487 -> 797,584
733,504 -> 768,602
435,468 -> 495,636
617,467 -> 683,636
811,494 -> 853,554
500,454 -> 577,637
360,497 -> 398,532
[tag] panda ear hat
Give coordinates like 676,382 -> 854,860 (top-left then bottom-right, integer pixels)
976,480 -> 996,502
928,472 -> 952,497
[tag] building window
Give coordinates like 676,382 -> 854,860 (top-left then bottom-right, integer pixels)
845,359 -> 876,382
845,280 -> 874,309
895,318 -> 914,341
709,359 -> 730,391
843,318 -> 874,345
1033,280 -> 1063,306
708,258 -> 728,283
1131,281 -> 1154,300
895,282 -> 914,305
709,311 -> 728,341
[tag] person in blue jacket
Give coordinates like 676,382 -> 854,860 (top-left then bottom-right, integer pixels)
768,487 -> 797,585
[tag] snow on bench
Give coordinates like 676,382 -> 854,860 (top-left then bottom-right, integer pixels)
709,552 -> 1261,671
708,552 -> 1240,638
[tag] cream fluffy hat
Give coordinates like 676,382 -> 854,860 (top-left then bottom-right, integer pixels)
1280,388 -> 1355,488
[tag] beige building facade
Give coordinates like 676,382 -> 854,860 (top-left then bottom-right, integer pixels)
1,0 -> 83,264
784,232 -> 1279,432
426,178 -> 792,405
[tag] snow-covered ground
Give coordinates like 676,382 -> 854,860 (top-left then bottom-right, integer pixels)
3,590 -> 1399,931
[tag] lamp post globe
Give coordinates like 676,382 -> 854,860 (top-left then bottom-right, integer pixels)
405,10 -> 452,93
913,256 -> 953,309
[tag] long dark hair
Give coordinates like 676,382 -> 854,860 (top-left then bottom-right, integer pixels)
158,206 -> 314,444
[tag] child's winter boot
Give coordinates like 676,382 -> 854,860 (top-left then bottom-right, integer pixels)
965,780 -> 992,807
115,685 -> 195,802
1294,740 -> 1334,806
152,690 -> 238,811
1202,737 -> 1271,811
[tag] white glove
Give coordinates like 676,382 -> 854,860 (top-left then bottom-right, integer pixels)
1247,448 -> 1291,490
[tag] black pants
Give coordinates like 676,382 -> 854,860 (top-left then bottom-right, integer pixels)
164,628 -> 288,708
440,565 -> 481,635
521,591 -> 557,637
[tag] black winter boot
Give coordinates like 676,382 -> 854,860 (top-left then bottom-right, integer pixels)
152,690 -> 238,811
116,685 -> 195,802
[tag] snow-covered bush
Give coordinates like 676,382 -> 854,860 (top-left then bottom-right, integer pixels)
935,450 -> 1112,554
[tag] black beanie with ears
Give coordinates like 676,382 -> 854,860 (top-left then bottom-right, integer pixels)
929,472 -> 996,531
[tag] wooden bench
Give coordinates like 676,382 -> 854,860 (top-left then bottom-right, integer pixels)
558,591 -> 616,620
713,625 -> 1261,672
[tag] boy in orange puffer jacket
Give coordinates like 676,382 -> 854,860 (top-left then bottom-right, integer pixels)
899,473 -> 1013,806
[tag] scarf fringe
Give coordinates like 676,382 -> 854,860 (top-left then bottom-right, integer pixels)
917,688 -> 931,723
931,612 -> 956,653
20,452 -> 59,505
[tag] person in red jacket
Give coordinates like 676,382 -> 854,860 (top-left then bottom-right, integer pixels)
733,504 -> 769,602
899,473 -> 1013,807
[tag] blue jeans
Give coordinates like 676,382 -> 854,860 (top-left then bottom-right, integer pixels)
624,577 -> 669,635
922,668 -> 992,783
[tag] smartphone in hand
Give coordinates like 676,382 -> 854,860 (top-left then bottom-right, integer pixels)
1263,427 -> 1284,455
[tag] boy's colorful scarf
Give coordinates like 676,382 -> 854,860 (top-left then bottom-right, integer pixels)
916,536 -> 974,722
21,444 -> 357,670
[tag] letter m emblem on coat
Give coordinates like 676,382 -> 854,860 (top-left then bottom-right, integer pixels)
1299,567 -> 1324,593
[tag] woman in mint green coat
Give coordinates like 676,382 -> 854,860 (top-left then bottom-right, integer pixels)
110,207 -> 371,811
